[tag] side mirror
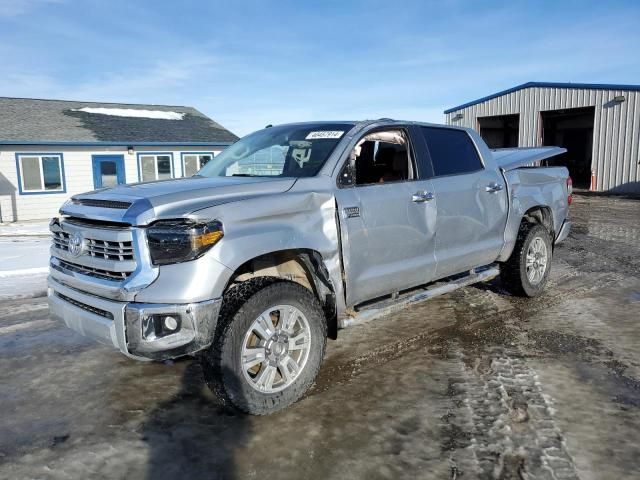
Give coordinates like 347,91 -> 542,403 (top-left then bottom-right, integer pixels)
339,156 -> 356,186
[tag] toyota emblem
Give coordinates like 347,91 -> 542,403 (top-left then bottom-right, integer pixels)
68,233 -> 85,257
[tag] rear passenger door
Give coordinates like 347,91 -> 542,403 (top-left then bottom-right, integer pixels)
418,127 -> 508,278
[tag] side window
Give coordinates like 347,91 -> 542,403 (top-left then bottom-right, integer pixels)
182,153 -> 214,177
347,130 -> 413,186
139,154 -> 173,181
421,127 -> 483,177
17,154 -> 65,193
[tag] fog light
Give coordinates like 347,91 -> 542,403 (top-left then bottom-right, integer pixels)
164,316 -> 179,331
141,314 -> 182,340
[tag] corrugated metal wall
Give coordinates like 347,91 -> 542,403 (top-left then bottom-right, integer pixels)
445,86 -> 640,192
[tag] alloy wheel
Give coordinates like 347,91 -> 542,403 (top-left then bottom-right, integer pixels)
241,304 -> 311,393
526,236 -> 548,285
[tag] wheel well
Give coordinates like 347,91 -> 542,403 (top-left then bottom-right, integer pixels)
522,206 -> 554,238
226,249 -> 338,339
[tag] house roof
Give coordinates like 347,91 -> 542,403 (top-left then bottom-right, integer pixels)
0,97 -> 238,145
444,81 -> 640,114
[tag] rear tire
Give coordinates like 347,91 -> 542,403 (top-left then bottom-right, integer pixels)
500,223 -> 552,297
202,279 -> 327,415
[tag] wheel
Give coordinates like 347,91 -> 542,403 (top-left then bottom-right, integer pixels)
500,223 -> 552,297
202,279 -> 327,415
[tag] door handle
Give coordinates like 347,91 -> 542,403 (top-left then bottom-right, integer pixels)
485,183 -> 504,193
412,191 -> 434,203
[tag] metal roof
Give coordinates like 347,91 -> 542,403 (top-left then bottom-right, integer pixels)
444,82 -> 640,114
0,96 -> 238,144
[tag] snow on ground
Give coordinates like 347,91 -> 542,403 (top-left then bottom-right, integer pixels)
0,238 -> 50,300
0,273 -> 48,300
0,221 -> 50,237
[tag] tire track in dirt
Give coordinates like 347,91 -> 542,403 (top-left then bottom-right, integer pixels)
313,262 -> 626,478
314,260 -> 621,395
444,345 -> 580,480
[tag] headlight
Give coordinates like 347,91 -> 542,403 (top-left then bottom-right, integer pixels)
146,219 -> 223,266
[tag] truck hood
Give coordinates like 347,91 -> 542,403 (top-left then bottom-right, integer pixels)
61,176 -> 297,225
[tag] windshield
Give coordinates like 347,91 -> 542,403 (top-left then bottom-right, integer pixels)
197,123 -> 354,178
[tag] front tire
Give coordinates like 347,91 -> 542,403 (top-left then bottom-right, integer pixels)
202,279 -> 327,415
500,223 -> 553,297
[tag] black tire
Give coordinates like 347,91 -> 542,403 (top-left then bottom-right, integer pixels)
500,223 -> 553,297
202,278 -> 327,415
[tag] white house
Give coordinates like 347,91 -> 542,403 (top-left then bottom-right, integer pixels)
0,97 -> 238,222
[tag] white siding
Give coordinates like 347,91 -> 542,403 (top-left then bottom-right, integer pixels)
445,86 -> 640,192
0,145 -> 223,221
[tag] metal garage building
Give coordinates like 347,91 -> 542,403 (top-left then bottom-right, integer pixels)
444,82 -> 640,192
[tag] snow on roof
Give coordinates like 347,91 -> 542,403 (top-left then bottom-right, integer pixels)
0,97 -> 239,143
73,107 -> 185,120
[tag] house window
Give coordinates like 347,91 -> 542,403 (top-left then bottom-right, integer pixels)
182,153 -> 214,177
16,153 -> 65,193
138,153 -> 173,181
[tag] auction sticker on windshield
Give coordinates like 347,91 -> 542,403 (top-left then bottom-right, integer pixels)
306,131 -> 344,140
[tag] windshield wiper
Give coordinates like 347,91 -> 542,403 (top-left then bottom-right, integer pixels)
231,173 -> 265,177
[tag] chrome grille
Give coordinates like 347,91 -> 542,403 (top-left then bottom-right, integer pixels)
55,259 -> 131,281
50,219 -> 137,282
53,231 -> 134,261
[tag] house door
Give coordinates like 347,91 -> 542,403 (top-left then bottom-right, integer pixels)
92,155 -> 125,189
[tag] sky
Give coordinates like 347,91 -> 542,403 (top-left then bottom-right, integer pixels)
1,0 -> 639,136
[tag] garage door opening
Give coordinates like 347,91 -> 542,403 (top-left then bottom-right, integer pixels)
541,107 -> 594,189
478,114 -> 519,148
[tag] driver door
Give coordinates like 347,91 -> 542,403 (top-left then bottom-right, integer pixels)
334,127 -> 437,307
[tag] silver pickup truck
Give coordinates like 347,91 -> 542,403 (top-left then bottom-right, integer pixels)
48,119 -> 572,414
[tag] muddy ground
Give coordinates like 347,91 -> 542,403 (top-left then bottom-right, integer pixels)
1,194 -> 639,480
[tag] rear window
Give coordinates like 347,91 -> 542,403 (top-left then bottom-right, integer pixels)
421,127 -> 483,177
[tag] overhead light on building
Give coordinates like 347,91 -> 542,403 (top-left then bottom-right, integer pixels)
613,95 -> 625,103
127,146 -> 134,155
453,113 -> 464,121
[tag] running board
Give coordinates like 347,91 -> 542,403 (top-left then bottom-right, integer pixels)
339,265 -> 500,328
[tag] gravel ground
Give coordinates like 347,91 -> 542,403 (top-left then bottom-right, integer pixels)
0,194 -> 639,480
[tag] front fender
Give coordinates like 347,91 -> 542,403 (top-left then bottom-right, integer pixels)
190,189 -> 345,312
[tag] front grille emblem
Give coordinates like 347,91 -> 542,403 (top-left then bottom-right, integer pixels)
68,233 -> 86,257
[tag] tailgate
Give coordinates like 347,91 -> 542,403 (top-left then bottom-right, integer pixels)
492,147 -> 567,171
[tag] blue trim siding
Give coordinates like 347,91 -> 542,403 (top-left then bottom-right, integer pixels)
14,152 -> 67,195
136,152 -> 175,182
180,151 -> 216,177
444,81 -> 640,114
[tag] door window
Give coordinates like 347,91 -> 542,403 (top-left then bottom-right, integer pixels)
343,130 -> 414,186
420,127 -> 483,177
99,161 -> 118,187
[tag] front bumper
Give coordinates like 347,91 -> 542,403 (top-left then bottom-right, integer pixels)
48,276 -> 222,361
